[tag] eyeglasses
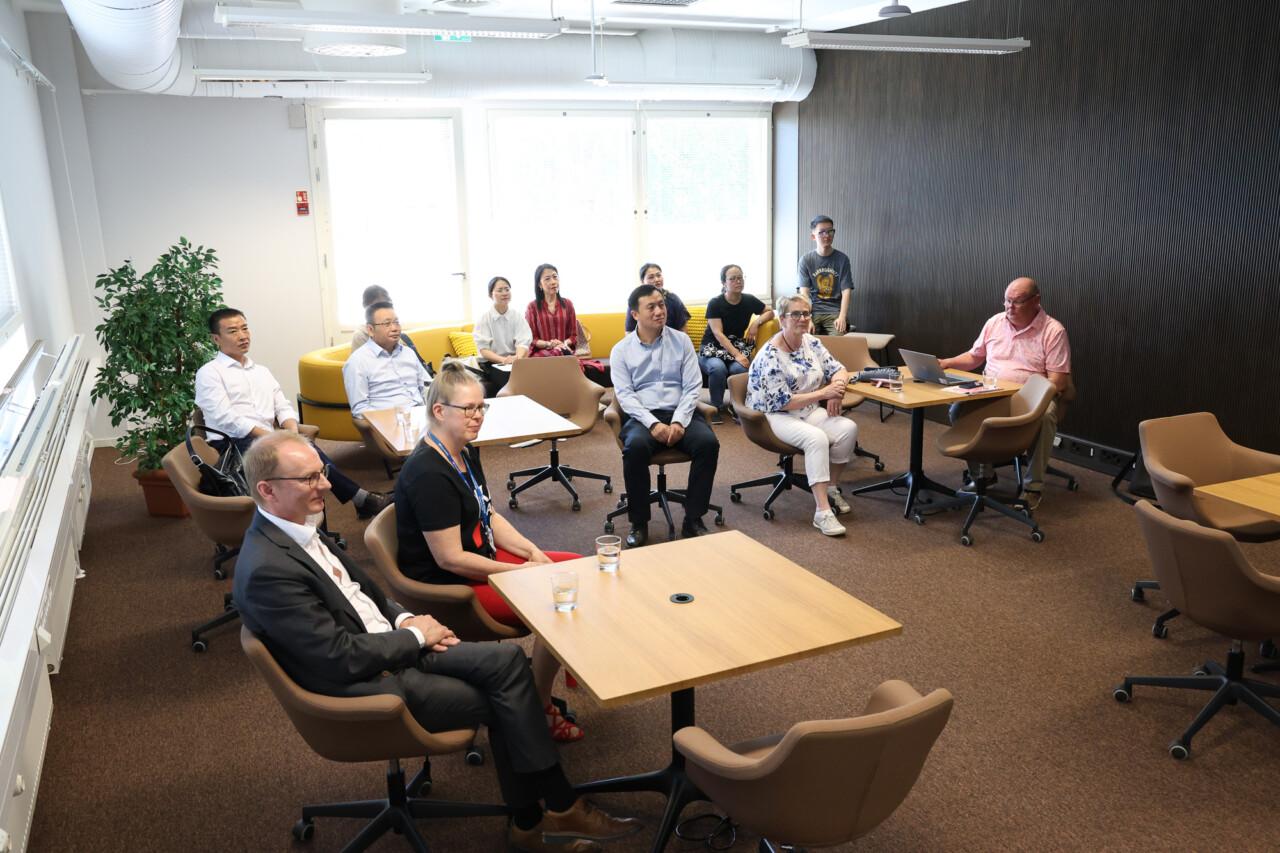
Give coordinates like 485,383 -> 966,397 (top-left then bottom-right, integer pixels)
266,464 -> 331,489
816,229 -> 836,237
442,402 -> 490,418
1003,295 -> 1037,307
783,311 -> 813,320
371,319 -> 402,328
725,275 -> 745,282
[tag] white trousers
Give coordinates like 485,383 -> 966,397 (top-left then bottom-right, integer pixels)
765,407 -> 858,486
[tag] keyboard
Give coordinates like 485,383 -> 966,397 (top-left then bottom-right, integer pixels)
854,367 -> 902,382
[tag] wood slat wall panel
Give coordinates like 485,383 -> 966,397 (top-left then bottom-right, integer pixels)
796,0 -> 1280,452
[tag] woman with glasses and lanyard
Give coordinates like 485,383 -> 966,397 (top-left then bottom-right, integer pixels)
392,363 -> 586,742
746,294 -> 856,538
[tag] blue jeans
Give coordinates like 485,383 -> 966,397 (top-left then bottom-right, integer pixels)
700,356 -> 747,409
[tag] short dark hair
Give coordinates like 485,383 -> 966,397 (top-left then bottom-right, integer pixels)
810,215 -> 834,230
365,300 -> 395,326
487,276 -> 510,297
719,264 -> 741,284
628,284 -> 662,314
362,285 -> 390,307
533,264 -> 558,305
638,263 -> 661,283
208,307 -> 245,335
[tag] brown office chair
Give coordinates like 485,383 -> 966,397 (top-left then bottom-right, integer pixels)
240,628 -> 507,850
673,679 -> 953,851
726,374 -> 811,519
989,373 -> 1080,492
602,398 -> 724,541
162,440 -> 256,652
814,335 -> 885,467
498,356 -> 612,511
1130,412 -> 1280,641
353,413 -> 405,479
1113,502 -> 1280,760
915,374 -> 1056,546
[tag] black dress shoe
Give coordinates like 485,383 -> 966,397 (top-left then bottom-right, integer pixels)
625,524 -> 649,548
356,491 -> 393,520
681,518 -> 709,538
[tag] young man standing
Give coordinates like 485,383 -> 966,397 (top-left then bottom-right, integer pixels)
796,215 -> 854,336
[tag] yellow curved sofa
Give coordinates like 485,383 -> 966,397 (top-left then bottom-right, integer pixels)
297,307 -> 778,441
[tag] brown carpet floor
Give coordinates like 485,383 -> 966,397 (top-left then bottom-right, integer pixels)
28,406 -> 1280,852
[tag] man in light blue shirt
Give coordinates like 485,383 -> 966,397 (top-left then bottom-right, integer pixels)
343,301 -> 431,416
610,284 -> 720,547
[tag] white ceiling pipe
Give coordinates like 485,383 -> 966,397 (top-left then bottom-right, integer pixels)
62,0 -> 185,92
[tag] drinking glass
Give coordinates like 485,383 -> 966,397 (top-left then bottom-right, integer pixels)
396,406 -> 414,441
982,366 -> 999,390
595,535 -> 621,573
551,570 -> 579,612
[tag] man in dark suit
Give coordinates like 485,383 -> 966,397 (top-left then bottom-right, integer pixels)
233,430 -> 637,852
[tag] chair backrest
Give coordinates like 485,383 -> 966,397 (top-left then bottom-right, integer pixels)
160,441 -> 256,547
728,373 -> 801,456
683,684 -> 953,847
1133,500 -> 1280,641
1138,412 -> 1243,525
950,374 -> 1056,464
362,505 -> 526,641
500,356 -> 603,431
240,627 -> 475,762
816,335 -> 878,372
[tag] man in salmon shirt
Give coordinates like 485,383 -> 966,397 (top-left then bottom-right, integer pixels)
939,276 -> 1071,510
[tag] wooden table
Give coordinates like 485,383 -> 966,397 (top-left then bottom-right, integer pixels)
846,368 -> 1019,517
1195,472 -> 1280,519
489,531 -> 902,851
362,394 -> 581,456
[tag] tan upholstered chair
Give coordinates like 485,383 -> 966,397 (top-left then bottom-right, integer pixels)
240,628 -> 507,850
673,680 -> 953,851
814,334 -> 885,466
162,440 -> 256,652
602,398 -> 724,541
1113,502 -> 1280,760
726,373 -> 811,519
353,413 -> 405,479
915,374 -> 1056,545
497,356 -> 611,511
1130,412 -> 1280,640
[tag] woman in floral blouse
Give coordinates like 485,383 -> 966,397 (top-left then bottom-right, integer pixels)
746,294 -> 857,537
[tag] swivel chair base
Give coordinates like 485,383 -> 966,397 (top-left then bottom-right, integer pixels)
729,454 -> 811,521
212,543 -> 238,580
913,483 -> 1043,547
854,442 -> 885,471
291,758 -> 508,852
1114,641 -> 1280,760
604,464 -> 724,542
1129,579 -> 1181,639
507,439 -> 612,512
192,592 -> 241,653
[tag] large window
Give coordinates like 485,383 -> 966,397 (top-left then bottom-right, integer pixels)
0,194 -> 27,382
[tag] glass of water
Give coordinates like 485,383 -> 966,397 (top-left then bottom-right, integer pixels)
595,535 -> 621,573
551,570 -> 578,612
396,406 -> 414,441
982,366 -> 999,390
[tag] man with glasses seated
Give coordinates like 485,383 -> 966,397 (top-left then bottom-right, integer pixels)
938,276 -> 1072,510
797,214 -> 854,336
343,301 -> 432,417
349,285 -> 426,365
196,308 -> 390,518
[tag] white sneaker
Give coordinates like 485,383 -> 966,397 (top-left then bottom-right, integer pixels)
813,509 -> 846,537
827,487 -> 852,515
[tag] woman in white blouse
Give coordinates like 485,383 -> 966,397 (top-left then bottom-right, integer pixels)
746,293 -> 857,537
472,276 -> 532,396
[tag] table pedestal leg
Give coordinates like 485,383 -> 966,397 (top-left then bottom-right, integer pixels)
848,408 -> 956,517
573,688 -> 705,852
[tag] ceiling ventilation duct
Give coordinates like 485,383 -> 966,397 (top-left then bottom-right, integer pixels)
61,0 -> 184,92
301,0 -> 407,57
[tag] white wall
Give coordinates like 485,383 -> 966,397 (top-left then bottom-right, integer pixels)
81,94 -> 326,406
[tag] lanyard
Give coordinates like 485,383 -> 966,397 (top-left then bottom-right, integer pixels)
426,432 -> 494,554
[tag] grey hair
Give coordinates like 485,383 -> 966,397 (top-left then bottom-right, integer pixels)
776,293 -> 812,317
244,430 -> 315,505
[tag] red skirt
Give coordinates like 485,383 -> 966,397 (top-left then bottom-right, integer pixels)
471,548 -> 581,626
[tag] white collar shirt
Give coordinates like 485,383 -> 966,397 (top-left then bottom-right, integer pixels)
342,340 -> 430,416
194,352 -> 298,440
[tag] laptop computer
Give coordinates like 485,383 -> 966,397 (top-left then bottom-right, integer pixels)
899,349 -> 973,386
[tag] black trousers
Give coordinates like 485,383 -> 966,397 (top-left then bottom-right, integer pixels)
619,409 -> 719,525
215,436 -> 361,503
481,363 -> 511,398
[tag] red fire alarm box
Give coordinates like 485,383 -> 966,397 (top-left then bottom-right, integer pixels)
296,190 -> 310,216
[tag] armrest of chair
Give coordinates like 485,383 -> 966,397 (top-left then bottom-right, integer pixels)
297,423 -> 320,440
1143,455 -> 1196,493
861,678 -> 926,716
299,690 -> 409,722
1228,443 -> 1280,480
674,726 -> 773,776
695,401 -> 717,426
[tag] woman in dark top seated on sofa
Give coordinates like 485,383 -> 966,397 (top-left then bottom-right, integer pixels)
700,264 -> 775,415
393,363 -> 584,741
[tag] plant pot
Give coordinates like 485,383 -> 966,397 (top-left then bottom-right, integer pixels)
134,467 -> 190,518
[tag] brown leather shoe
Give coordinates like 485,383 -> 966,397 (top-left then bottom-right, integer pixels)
540,799 -> 642,843
508,823 -> 602,852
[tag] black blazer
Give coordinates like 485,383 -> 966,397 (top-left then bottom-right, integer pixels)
233,511 -> 422,698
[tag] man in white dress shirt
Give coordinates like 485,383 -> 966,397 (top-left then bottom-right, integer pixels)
343,302 -> 432,416
195,308 -> 390,519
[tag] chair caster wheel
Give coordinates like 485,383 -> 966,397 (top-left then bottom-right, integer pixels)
1260,639 -> 1277,659
1068,480 -> 1080,492
465,746 -> 485,766
1112,686 -> 1131,703
1169,741 -> 1189,761
571,501 -> 581,512
603,521 -> 615,534
714,513 -> 725,526
1130,586 -> 1145,603
762,509 -> 774,520
1152,623 -> 1169,639
1193,668 -> 1208,677
960,534 -> 973,546
874,461 -> 885,471
1030,530 -> 1045,543
616,499 -> 626,510
603,483 -> 613,494
509,499 -> 519,509
730,492 -> 743,503
213,568 -> 226,581
293,819 -> 315,842
912,514 -> 925,526
506,480 -> 516,492
192,639 -> 208,653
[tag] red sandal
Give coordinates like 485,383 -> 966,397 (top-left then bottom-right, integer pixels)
545,703 -> 585,743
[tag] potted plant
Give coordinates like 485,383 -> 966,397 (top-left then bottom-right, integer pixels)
91,238 -> 225,517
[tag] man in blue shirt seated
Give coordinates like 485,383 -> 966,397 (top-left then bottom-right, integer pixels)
342,301 -> 432,417
623,263 -> 690,334
610,284 -> 720,548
